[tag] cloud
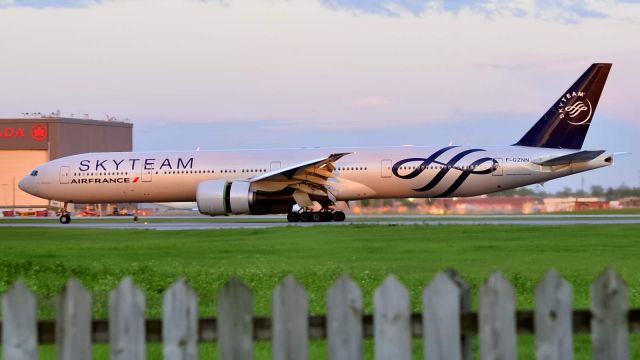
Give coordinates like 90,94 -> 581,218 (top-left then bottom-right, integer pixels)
2,0 -> 98,8
0,0 -> 638,129
321,0 -> 428,16
353,96 -> 393,108
320,0 -> 610,22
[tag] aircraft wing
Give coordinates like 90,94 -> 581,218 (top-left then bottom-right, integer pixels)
249,153 -> 350,207
532,150 -> 606,166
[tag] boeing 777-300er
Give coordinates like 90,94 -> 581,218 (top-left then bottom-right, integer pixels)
19,63 -> 616,224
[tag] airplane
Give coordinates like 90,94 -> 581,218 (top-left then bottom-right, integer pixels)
19,63 -> 615,224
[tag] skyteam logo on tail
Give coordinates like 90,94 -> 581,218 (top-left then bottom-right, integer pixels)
557,91 -> 592,125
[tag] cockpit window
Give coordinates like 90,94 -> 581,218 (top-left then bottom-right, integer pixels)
30,170 -> 38,176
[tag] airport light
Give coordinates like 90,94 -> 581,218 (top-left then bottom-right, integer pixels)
12,176 -> 16,212
0,183 -> 6,207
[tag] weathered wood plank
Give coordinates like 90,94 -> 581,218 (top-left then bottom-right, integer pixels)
534,269 -> 572,360
272,275 -> 308,360
217,277 -> 254,360
163,278 -> 198,360
423,271 -> 461,360
374,275 -> 411,360
327,274 -> 363,360
109,277 -> 146,360
443,268 -> 472,360
591,268 -> 629,360
2,280 -> 38,360
56,278 -> 92,360
478,271 -> 516,360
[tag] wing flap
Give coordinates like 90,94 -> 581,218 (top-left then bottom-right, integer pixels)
292,191 -> 314,208
250,153 -> 350,182
249,152 -> 350,208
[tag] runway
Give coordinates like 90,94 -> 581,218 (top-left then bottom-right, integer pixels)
2,214 -> 640,230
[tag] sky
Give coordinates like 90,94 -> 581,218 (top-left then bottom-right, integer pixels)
1,0 -> 639,191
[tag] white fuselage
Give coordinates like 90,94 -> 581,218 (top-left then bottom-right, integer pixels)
19,145 -> 612,204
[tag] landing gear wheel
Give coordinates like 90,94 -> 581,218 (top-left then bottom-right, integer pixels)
332,211 -> 346,222
58,201 -> 71,224
299,212 -> 311,222
287,212 -> 300,222
59,214 -> 71,224
311,212 -> 322,222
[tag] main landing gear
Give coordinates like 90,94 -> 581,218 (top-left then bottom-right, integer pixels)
287,210 -> 346,223
58,202 -> 71,224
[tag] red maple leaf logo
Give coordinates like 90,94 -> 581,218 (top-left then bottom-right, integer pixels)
30,124 -> 47,141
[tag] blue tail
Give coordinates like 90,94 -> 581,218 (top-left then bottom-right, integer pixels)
515,63 -> 611,149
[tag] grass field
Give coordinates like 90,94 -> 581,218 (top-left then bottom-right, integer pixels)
1,224 -> 640,359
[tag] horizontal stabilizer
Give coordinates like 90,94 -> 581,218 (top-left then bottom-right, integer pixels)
532,150 -> 606,166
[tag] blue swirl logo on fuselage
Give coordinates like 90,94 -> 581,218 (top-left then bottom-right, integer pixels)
392,146 -> 498,197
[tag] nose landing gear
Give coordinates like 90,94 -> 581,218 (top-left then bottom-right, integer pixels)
286,209 -> 346,223
58,202 -> 71,224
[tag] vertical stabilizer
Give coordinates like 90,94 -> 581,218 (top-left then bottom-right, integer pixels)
515,63 -> 611,149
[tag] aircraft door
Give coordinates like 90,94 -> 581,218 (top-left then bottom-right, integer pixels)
381,159 -> 392,178
141,167 -> 153,182
492,158 -> 503,176
59,166 -> 70,184
270,161 -> 281,171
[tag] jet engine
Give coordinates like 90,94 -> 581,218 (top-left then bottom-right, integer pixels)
196,180 -> 253,216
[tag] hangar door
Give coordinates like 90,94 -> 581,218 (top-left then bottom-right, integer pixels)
0,150 -> 49,207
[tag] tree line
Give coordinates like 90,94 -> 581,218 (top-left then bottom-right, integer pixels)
487,184 -> 640,200
357,185 -> 640,209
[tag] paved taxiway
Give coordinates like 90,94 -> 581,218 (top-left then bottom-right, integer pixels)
2,214 -> 640,230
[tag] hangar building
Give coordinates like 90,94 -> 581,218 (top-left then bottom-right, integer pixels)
0,117 -> 133,210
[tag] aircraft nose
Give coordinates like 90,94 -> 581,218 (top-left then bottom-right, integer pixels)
18,176 -> 31,193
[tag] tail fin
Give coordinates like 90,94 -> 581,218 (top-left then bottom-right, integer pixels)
515,63 -> 611,149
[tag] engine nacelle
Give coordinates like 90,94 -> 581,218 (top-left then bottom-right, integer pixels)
196,180 -> 253,216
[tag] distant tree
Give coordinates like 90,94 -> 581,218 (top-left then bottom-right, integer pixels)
590,185 -> 605,197
488,187 -> 538,197
399,199 -> 417,209
574,190 -> 587,198
557,187 -> 574,197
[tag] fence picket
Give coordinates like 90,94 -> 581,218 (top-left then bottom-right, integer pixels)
272,275 -> 308,360
423,271 -> 461,360
4,269 -> 640,358
163,278 -> 198,360
534,269 -> 572,360
479,271 -> 516,360
56,278 -> 92,360
374,275 -> 411,360
443,269 -> 472,360
327,274 -> 363,360
109,276 -> 146,360
217,277 -> 254,360
591,268 -> 629,360
2,279 -> 38,360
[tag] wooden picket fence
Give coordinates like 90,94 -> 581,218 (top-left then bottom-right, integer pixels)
0,269 -> 636,359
